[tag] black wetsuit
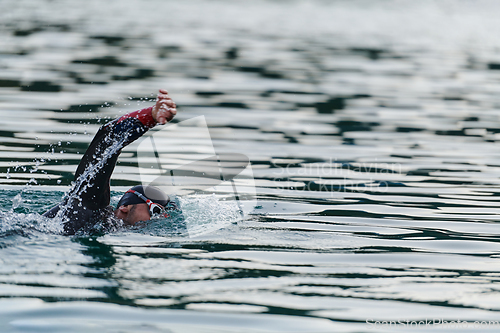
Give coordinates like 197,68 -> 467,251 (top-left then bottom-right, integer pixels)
44,107 -> 157,235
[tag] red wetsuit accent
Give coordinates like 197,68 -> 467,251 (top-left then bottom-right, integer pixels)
116,107 -> 156,128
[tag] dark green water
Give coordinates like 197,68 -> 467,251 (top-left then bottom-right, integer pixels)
2,0 -> 500,332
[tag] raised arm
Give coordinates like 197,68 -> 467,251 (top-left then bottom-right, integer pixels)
70,90 -> 177,210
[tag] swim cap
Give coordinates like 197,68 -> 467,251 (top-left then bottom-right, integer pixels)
117,185 -> 170,207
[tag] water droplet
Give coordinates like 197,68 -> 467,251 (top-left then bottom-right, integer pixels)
12,193 -> 22,210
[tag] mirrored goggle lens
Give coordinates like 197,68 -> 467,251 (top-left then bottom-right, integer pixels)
150,204 -> 165,216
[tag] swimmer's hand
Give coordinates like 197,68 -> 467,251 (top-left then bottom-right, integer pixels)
152,89 -> 177,125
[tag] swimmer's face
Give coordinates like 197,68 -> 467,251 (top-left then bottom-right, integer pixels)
114,203 -> 151,225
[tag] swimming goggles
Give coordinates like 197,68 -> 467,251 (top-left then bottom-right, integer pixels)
125,189 -> 167,217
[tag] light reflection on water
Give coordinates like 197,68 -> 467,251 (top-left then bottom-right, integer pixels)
1,0 -> 500,332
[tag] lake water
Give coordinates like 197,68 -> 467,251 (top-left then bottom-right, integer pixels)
1,0 -> 500,332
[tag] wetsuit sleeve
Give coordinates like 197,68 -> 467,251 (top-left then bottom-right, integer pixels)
71,107 -> 156,210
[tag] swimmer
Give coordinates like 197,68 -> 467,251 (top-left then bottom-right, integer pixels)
44,89 -> 178,235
